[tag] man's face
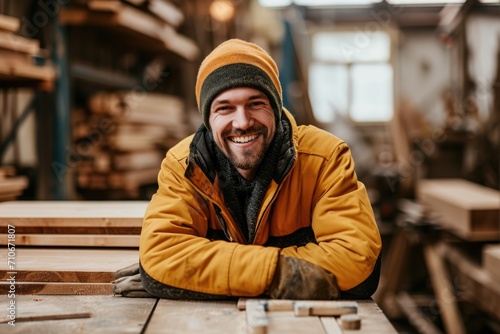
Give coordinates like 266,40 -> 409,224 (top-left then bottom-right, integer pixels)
209,87 -> 276,180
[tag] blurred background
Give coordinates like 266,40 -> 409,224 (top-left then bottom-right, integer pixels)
0,1 -> 498,333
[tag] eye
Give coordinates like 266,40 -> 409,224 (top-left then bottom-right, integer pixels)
213,105 -> 233,113
248,101 -> 268,109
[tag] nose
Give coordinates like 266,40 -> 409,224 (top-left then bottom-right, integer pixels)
232,106 -> 254,130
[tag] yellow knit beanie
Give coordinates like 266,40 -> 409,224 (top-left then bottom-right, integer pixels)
195,39 -> 283,129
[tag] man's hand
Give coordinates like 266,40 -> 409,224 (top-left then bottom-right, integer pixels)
112,262 -> 155,298
266,256 -> 340,300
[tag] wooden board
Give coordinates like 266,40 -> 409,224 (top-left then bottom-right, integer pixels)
3,295 -> 156,333
0,201 -> 148,228
483,244 -> 500,281
0,282 -> 113,295
0,234 -> 140,247
0,248 -> 138,283
416,179 -> 500,241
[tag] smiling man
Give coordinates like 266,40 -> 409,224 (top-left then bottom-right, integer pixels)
114,39 -> 382,300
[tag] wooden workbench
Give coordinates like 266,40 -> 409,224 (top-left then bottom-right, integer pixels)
3,295 -> 397,333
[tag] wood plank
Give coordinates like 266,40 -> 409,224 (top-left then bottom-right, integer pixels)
483,244 -> 500,281
0,234 -> 140,247
0,201 -> 148,227
0,282 -> 113,295
424,243 -> 466,334
0,248 -> 138,282
145,300 -> 245,334
3,295 -> 156,333
416,179 -> 500,241
1,311 -> 91,324
0,14 -> 20,32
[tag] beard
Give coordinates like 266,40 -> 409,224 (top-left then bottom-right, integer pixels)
221,126 -> 271,171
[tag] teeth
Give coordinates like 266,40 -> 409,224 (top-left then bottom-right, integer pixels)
230,134 -> 258,143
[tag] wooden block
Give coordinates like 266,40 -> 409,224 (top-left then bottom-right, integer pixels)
483,244 -> 500,282
0,200 -> 147,228
246,300 -> 269,334
416,179 -> 500,241
339,314 -> 362,330
0,14 -> 20,32
294,301 -> 358,317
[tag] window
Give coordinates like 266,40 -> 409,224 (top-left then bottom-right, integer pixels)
309,30 -> 394,123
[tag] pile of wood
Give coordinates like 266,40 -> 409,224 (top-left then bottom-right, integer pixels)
0,201 -> 147,247
74,91 -> 190,198
60,0 -> 199,61
0,201 -> 146,295
0,166 -> 28,202
0,14 -> 54,87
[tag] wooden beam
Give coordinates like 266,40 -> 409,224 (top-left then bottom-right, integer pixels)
423,243 -> 466,334
0,201 -> 148,228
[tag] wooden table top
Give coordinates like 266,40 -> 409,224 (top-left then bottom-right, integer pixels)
4,295 -> 397,333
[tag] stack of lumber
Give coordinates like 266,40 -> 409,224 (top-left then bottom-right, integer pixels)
0,200 -> 146,295
416,178 -> 500,241
0,166 -> 28,202
60,0 -> 199,61
0,14 -> 54,87
74,91 -> 190,198
0,201 -> 147,247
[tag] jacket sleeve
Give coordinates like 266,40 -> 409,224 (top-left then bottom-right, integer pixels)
280,142 -> 382,297
139,151 -> 280,298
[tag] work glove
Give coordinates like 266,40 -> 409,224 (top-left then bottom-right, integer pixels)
266,255 -> 340,300
112,262 -> 155,298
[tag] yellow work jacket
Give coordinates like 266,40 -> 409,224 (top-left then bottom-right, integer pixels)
140,109 -> 382,297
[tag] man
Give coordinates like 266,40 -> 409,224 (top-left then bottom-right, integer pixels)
114,39 -> 382,300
